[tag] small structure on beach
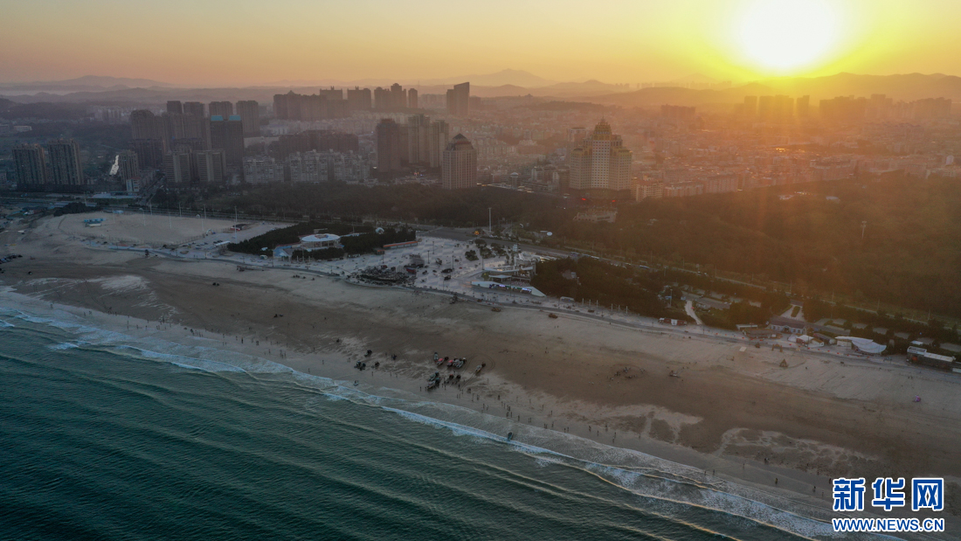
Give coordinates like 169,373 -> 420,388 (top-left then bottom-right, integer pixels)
471,280 -> 545,297
835,336 -> 886,355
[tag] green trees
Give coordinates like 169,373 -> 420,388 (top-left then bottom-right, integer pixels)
227,222 -> 415,258
532,258 -> 677,320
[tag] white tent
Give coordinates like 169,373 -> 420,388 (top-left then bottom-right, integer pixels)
836,336 -> 886,355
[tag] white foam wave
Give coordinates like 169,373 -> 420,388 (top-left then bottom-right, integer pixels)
383,405 -> 839,539
0,301 -> 855,539
48,341 -> 82,351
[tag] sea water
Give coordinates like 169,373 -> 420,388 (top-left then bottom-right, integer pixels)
0,306 -> 882,540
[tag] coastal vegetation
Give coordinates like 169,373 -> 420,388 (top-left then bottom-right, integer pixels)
227,221 -> 415,257
212,173 -> 960,323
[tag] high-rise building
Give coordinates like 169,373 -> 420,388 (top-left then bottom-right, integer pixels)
772,95 -> 795,122
209,115 -> 245,168
441,134 -> 477,190
183,102 -> 205,118
209,101 -> 234,118
446,82 -> 470,117
757,96 -> 774,120
347,87 -> 372,111
130,139 -> 165,169
163,113 -> 186,140
373,87 -> 389,111
181,114 -> 210,147
408,88 -> 418,109
46,139 -> 85,186
195,150 -> 226,183
273,91 -> 329,120
390,83 -> 407,111
567,119 -> 632,192
319,87 -> 343,101
236,100 -> 260,136
117,150 -> 140,181
406,115 -> 448,167
741,96 -> 758,118
130,110 -> 166,141
13,143 -> 47,188
164,150 -> 193,183
375,118 -> 404,177
166,101 -> 183,115
796,95 -> 810,118
407,114 -> 431,164
428,120 -> 449,168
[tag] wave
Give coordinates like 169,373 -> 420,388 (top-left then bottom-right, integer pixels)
383,406 -> 840,540
0,302 -> 875,540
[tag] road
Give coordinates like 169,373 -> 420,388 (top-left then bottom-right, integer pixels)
685,300 -> 704,326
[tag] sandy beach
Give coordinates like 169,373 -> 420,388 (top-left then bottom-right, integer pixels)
4,211 -> 961,528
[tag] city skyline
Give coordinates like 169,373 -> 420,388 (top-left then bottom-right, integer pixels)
4,0 -> 961,86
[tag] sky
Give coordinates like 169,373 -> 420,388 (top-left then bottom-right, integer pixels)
2,0 -> 960,86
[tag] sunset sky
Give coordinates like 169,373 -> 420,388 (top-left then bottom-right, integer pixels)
2,0 -> 960,86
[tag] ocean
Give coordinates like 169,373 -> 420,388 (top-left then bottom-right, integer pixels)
0,306 -> 876,540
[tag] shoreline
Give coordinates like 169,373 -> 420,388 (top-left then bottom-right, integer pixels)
3,213 -> 961,535
0,288 -> 840,525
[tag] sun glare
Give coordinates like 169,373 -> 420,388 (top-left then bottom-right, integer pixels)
736,0 -> 840,74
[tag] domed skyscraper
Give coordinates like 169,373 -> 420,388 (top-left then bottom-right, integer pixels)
568,119 -> 633,194
441,134 -> 477,190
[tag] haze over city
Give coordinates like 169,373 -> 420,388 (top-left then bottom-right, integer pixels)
3,0 -> 961,539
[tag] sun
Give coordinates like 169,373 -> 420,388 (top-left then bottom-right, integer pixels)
736,0 -> 840,74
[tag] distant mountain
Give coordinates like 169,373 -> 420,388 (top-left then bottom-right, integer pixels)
756,72 -> 961,101
259,70 -> 556,90
0,75 -> 177,94
469,85 -> 533,98
51,75 -> 176,88
5,72 -> 961,109
587,73 -> 961,109
668,73 -> 718,84
439,69 -> 555,88
535,79 -> 631,97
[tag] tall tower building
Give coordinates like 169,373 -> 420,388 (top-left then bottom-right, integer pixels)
46,139 -> 85,186
389,83 -> 407,111
373,87 -> 387,111
757,96 -> 774,120
407,114 -> 431,164
236,100 -> 260,136
741,96 -> 758,118
183,102 -> 205,118
195,150 -> 226,183
446,82 -> 470,117
130,110 -> 165,141
117,150 -> 140,181
319,87 -> 343,101
408,88 -> 418,110
209,101 -> 234,118
166,101 -> 183,115
209,116 -> 245,168
428,120 -> 449,168
375,118 -> 403,178
13,143 -> 47,188
441,134 -> 477,190
130,139 -> 165,169
568,119 -> 632,192
796,95 -> 810,118
164,150 -> 194,183
347,87 -> 372,111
